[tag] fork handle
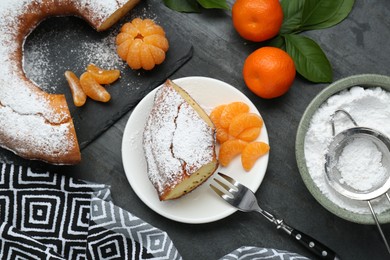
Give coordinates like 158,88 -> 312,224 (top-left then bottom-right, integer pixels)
289,228 -> 340,260
259,210 -> 340,259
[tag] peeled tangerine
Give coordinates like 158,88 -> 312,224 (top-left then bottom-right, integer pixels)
210,101 -> 269,171
229,113 -> 263,137
87,64 -> 120,85
219,102 -> 249,129
65,65 -> 120,106
116,18 -> 169,70
219,139 -> 248,167
80,72 -> 111,102
210,104 -> 232,143
64,71 -> 87,107
241,142 -> 270,171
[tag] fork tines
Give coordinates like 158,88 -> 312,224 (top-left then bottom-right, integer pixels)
217,172 -> 235,183
217,172 -> 243,188
210,172 -> 239,198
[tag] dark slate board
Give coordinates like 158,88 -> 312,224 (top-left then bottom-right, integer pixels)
1,2 -> 192,166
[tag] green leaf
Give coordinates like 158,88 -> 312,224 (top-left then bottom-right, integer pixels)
163,0 -> 201,12
301,0 -> 355,30
301,0 -> 344,28
281,0 -> 355,33
266,35 -> 286,50
284,34 -> 332,83
197,0 -> 230,10
280,0 -> 305,34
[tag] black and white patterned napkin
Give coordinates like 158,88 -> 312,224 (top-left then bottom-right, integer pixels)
220,246 -> 310,260
0,163 -> 181,259
87,196 -> 181,259
0,163 -> 308,259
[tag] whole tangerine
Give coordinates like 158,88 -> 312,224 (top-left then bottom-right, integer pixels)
232,0 -> 283,42
243,46 -> 296,99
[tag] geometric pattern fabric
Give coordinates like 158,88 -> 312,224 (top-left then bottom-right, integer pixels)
220,246 -> 310,260
87,196 -> 182,259
0,163 -> 182,259
0,163 -> 110,259
0,163 -> 306,260
0,221 -> 65,259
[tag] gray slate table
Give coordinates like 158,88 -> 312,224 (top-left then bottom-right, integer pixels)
2,0 -> 390,259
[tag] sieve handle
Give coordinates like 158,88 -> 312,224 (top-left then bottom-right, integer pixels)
330,109 -> 358,136
368,200 -> 390,255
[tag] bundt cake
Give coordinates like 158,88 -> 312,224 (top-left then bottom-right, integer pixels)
0,0 -> 139,164
143,80 -> 219,201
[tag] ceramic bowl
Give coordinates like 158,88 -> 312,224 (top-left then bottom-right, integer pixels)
296,74 -> 390,224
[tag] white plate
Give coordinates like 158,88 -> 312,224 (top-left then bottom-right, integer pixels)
121,76 -> 269,224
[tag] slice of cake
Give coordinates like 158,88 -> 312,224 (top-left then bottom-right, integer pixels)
143,79 -> 218,201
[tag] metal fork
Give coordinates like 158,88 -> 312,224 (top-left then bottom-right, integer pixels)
210,172 -> 340,260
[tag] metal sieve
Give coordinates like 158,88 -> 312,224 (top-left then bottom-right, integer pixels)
324,109 -> 390,254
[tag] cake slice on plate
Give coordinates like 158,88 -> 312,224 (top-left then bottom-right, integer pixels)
143,79 -> 218,201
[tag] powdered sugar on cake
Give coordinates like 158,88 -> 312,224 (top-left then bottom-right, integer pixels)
173,102 -> 215,174
0,107 -> 74,156
0,0 -> 135,163
0,0 -> 72,150
143,83 -> 215,197
74,0 -> 132,29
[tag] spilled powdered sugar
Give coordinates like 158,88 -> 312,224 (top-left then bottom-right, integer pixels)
22,1 -> 158,93
24,33 -> 125,92
143,83 -> 215,197
305,87 -> 390,214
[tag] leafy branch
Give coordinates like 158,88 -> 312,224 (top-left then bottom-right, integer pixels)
268,0 -> 354,83
163,0 -> 355,83
163,0 -> 229,12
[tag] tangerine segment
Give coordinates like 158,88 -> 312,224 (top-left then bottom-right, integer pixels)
116,32 -> 136,46
137,19 -> 165,37
124,38 -> 167,70
64,71 -> 86,107
117,22 -> 139,40
148,45 -> 167,65
139,44 -> 156,71
219,139 -> 248,167
220,102 -> 250,129
117,39 -> 132,61
216,127 -> 232,144
80,72 -> 111,102
86,64 -> 120,85
241,142 -> 270,171
229,113 -> 263,137
126,38 -> 143,70
237,127 -> 261,142
210,104 -> 227,128
143,34 -> 169,51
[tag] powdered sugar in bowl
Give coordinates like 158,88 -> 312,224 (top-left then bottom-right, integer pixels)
325,110 -> 390,201
296,74 -> 390,224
